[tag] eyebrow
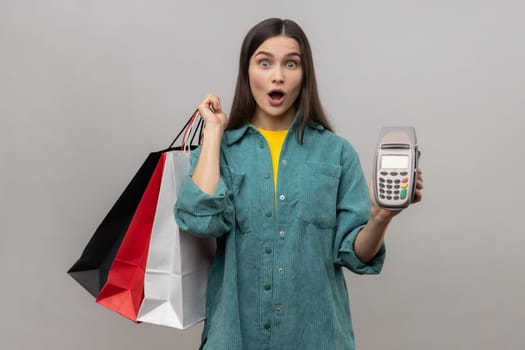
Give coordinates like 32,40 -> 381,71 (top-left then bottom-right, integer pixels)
254,51 -> 302,59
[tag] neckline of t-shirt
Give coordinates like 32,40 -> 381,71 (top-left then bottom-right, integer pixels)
257,128 -> 288,134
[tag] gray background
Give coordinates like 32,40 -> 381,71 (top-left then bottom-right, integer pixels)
1,0 -> 524,349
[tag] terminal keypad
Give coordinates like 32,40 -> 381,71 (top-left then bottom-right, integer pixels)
378,171 -> 410,202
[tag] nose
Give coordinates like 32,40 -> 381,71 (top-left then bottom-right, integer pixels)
272,67 -> 284,84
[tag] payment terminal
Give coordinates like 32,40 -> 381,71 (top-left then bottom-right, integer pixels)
373,127 -> 420,210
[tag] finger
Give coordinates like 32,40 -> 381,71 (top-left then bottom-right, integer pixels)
212,97 -> 222,113
412,189 -> 423,203
205,94 -> 222,113
198,94 -> 221,119
416,179 -> 424,190
200,94 -> 214,110
368,179 -> 377,205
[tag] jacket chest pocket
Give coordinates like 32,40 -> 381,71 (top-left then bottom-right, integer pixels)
299,161 -> 342,228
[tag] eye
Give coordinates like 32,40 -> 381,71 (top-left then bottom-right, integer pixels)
259,59 -> 270,68
286,60 -> 299,68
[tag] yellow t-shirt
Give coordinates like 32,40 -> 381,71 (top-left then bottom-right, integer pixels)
258,128 -> 288,193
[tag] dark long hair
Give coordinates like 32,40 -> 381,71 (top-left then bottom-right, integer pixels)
227,18 -> 333,142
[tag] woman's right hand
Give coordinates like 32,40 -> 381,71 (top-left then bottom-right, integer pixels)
198,94 -> 228,131
192,94 -> 227,195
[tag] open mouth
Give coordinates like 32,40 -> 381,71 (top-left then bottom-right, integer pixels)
268,90 -> 285,106
269,91 -> 285,99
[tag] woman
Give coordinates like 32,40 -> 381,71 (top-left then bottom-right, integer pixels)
175,18 -> 424,350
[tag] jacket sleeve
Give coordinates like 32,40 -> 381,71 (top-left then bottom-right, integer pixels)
333,140 -> 386,274
174,146 -> 234,238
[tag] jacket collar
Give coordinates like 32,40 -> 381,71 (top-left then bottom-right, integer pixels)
224,124 -> 256,146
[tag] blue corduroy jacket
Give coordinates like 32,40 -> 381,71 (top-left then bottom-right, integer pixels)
175,118 -> 385,350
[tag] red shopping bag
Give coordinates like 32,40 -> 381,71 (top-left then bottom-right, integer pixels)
95,154 -> 166,320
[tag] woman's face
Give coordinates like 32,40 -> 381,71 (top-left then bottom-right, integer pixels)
248,35 -> 303,128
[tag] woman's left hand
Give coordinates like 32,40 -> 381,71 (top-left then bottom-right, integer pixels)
368,168 -> 424,222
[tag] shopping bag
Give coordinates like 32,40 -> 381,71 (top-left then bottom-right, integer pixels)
67,113 -> 197,298
94,111 -> 209,323
67,152 -> 162,297
95,153 -> 166,320
69,111 -> 213,328
136,149 -> 215,329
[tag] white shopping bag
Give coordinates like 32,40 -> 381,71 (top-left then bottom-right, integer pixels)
137,150 -> 216,329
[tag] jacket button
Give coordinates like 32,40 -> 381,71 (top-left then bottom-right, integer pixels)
264,284 -> 271,291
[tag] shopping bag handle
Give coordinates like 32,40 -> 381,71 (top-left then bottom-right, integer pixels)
189,118 -> 204,146
181,111 -> 203,150
168,110 -> 204,149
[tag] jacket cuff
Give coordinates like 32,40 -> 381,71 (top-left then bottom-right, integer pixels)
176,175 -> 228,216
338,227 -> 386,275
